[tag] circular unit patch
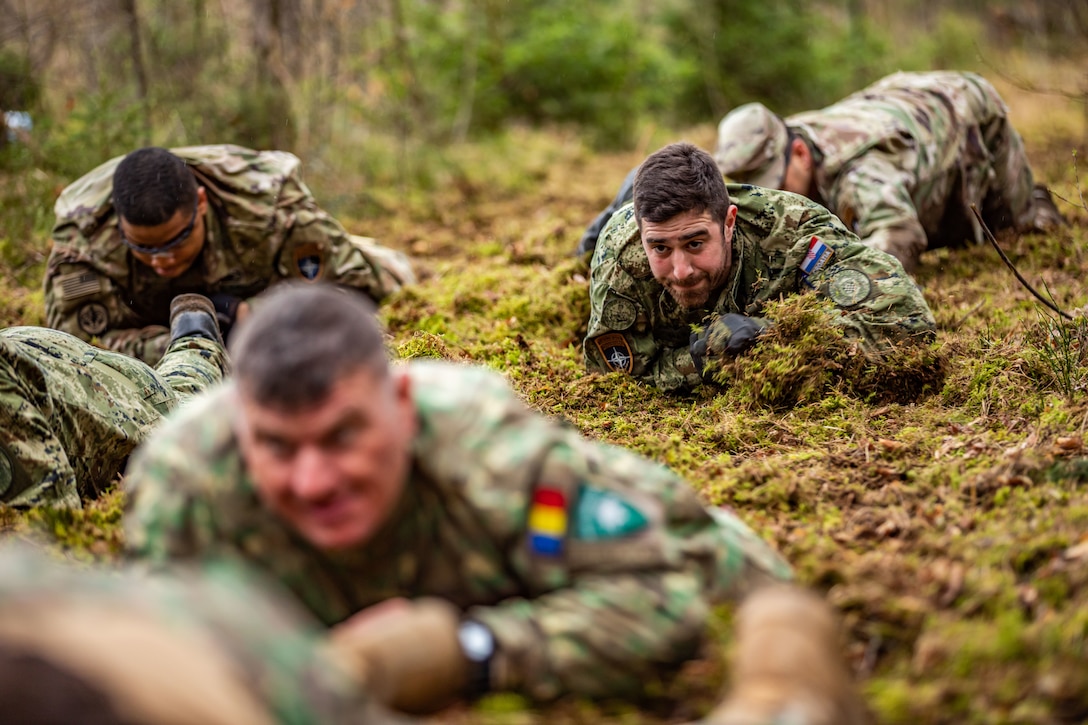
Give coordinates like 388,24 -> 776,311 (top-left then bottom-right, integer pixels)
78,302 -> 109,336
601,296 -> 637,330
827,269 -> 872,308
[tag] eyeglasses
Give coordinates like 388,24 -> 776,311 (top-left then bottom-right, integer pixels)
118,199 -> 199,256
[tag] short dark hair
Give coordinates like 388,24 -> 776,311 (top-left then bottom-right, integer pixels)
0,644 -> 136,724
633,142 -> 730,227
113,147 -> 198,227
231,283 -> 390,410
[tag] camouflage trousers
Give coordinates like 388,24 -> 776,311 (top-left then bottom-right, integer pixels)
349,234 -> 417,291
0,328 -> 226,508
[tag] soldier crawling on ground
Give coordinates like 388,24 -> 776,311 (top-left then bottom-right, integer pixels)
44,145 -> 415,365
712,70 -> 1065,273
583,142 -> 936,394
123,282 -> 869,724
578,72 -> 1065,275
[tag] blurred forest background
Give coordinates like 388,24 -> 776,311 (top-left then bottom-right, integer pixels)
2,0 -> 1087,173
2,0 -> 1086,294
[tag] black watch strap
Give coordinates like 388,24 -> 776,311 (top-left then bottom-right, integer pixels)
457,620 -> 494,698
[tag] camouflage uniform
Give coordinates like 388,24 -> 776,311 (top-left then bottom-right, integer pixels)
584,185 -> 936,394
44,144 -> 415,364
0,545 -> 405,725
715,71 -> 1060,271
0,327 -> 226,508
124,360 -> 793,703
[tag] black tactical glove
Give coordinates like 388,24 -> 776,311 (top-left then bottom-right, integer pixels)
207,293 -> 243,337
689,313 -> 771,375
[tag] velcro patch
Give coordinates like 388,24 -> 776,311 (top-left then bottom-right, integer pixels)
601,295 -> 637,331
826,268 -> 872,307
838,204 -> 858,232
573,487 -> 648,540
77,302 -> 109,336
56,270 -> 102,301
593,333 -> 633,373
292,242 -> 325,281
799,236 -> 834,277
528,487 -> 568,557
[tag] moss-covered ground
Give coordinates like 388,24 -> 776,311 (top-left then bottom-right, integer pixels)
2,90 -> 1088,723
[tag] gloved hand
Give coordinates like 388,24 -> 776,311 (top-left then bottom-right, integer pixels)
699,585 -> 872,725
689,313 -> 771,375
207,293 -> 243,336
327,598 -> 470,714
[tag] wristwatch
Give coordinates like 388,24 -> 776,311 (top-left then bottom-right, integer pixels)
457,619 -> 495,697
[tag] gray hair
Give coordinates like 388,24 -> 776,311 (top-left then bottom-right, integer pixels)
230,283 -> 389,410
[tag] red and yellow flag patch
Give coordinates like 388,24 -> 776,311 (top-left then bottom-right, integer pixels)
528,487 -> 567,556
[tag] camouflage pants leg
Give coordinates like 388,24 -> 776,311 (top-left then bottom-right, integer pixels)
348,235 -> 417,294
153,337 -> 228,403
962,75 -> 1038,232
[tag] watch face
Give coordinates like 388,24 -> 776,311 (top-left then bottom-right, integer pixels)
458,620 -> 495,663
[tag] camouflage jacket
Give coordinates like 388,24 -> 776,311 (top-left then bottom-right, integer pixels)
44,144 -> 412,364
0,545 -> 404,725
583,185 -> 936,393
789,71 -> 1037,265
0,327 -> 225,508
124,361 -> 793,703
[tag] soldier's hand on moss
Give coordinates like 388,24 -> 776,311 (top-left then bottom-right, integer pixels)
689,314 -> 771,375
328,597 -> 471,714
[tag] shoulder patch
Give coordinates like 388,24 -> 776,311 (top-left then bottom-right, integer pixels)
528,487 -> 568,557
601,294 -> 637,331
55,270 -> 102,301
800,236 -> 834,277
77,302 -> 109,336
292,242 -> 325,281
573,487 -> 649,540
827,268 -> 873,307
838,204 -> 858,232
593,333 -> 633,373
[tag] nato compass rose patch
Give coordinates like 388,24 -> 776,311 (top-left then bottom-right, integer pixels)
292,242 -> 325,281
594,333 -> 633,373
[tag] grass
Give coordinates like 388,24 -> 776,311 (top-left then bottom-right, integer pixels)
3,91 -> 1088,724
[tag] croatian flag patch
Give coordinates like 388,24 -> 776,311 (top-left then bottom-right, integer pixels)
528,487 -> 568,556
800,236 -> 833,277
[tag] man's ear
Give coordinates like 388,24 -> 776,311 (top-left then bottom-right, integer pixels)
196,186 -> 208,214
790,138 -> 812,171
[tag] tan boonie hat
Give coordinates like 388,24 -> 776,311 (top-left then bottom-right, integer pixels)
714,102 -> 790,189
0,601 -> 274,725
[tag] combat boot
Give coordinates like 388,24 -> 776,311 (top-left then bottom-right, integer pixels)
1028,184 -> 1067,232
702,585 -> 871,725
169,293 -> 225,346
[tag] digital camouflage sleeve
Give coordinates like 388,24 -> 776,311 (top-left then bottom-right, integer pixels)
123,361 -> 792,702
0,327 -> 225,508
44,145 -> 413,364
584,186 -> 936,393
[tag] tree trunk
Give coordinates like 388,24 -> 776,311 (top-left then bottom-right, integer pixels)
120,0 -> 152,144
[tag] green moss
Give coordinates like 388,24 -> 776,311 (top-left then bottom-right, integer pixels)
4,123 -> 1088,725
